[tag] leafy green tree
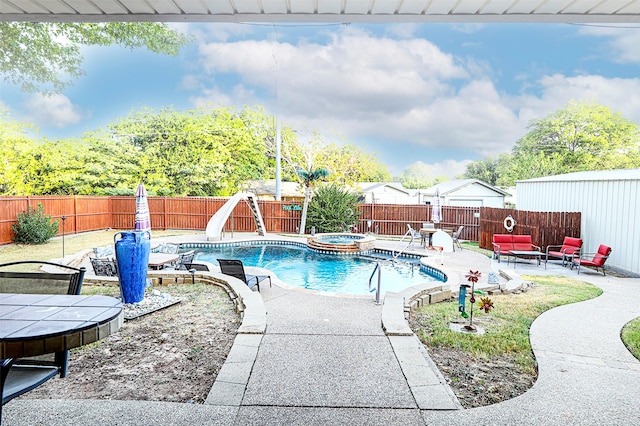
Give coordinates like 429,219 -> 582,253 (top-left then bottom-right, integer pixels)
0,108 -> 38,194
465,100 -> 640,186
297,167 -> 330,234
398,161 -> 442,189
318,143 -> 391,185
505,100 -> 640,182
307,184 -> 361,233
109,106 -> 272,196
463,157 -> 500,185
1,22 -> 191,93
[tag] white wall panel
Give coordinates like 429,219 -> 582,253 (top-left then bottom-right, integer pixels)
517,176 -> 640,275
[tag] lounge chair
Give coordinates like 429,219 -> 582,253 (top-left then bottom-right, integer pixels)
0,261 -> 86,408
570,245 -> 612,276
184,263 -> 210,271
217,259 -> 271,291
545,237 -> 582,267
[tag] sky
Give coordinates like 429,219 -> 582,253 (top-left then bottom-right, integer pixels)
2,21 -> 640,178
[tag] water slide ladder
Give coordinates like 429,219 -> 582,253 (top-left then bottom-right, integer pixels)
246,194 -> 266,236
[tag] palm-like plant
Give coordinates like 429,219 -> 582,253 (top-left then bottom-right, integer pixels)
297,167 -> 330,234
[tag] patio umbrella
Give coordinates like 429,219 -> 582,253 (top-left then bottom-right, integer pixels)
431,188 -> 441,224
134,183 -> 151,235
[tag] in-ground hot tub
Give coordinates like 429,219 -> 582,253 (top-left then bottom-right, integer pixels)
307,233 -> 376,253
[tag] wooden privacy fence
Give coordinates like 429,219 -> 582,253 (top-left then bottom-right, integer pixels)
0,196 -> 110,245
1,196 -> 578,250
479,207 -> 581,251
0,196 -> 480,245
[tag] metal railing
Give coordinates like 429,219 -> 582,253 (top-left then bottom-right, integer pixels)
368,262 -> 382,305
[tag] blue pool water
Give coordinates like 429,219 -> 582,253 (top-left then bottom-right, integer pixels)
193,243 -> 438,295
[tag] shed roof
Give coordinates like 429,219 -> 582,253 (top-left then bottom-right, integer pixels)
518,169 -> 640,183
424,179 -> 509,196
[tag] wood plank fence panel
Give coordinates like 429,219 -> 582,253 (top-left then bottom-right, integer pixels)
479,207 -> 581,251
1,196 -> 577,249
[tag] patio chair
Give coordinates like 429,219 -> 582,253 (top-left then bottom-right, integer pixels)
217,259 -> 271,292
452,225 -> 464,251
545,237 -> 582,267
163,250 -> 196,271
570,244 -> 612,276
0,261 -> 86,407
174,250 -> 195,270
90,257 -> 118,276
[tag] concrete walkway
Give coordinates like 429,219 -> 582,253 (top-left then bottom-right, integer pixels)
3,236 -> 640,425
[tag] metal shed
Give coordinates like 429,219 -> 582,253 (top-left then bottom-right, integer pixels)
516,169 -> 640,276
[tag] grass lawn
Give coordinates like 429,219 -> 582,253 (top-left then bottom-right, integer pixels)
0,229 -> 198,268
622,318 -> 640,361
410,275 -> 603,374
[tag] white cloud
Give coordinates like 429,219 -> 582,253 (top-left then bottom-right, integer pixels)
577,24 -> 640,63
385,23 -> 419,39
189,25 -> 640,172
22,94 -> 83,128
415,159 -> 473,180
517,74 -> 640,125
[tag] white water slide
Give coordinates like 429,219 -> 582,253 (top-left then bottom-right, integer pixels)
205,192 -> 266,241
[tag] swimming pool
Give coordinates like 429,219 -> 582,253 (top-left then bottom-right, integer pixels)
189,242 -> 441,296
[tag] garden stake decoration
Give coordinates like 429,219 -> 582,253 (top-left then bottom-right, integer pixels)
460,270 -> 494,332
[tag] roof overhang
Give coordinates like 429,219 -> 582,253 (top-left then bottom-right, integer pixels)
1,0 -> 639,23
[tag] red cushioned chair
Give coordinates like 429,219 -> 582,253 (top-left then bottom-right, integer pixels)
570,244 -> 612,276
546,237 -> 583,267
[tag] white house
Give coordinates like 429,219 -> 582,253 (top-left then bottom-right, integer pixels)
516,169 -> 640,276
417,179 -> 509,207
355,182 -> 416,204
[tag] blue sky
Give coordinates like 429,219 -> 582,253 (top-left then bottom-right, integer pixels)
2,22 -> 640,177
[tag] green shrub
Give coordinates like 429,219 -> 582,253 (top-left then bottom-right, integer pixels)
12,203 -> 59,244
307,184 -> 361,233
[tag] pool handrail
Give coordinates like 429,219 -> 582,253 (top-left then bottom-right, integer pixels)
368,262 -> 382,305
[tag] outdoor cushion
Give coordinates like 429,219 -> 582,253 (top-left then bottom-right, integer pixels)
492,234 -> 541,262
547,237 -> 583,265
571,245 -> 612,275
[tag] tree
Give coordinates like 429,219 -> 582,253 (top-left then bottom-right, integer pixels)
463,157 -> 500,186
465,100 -> 640,186
1,22 -> 191,92
306,184 -> 361,233
109,106 -> 272,196
398,161 -> 443,189
297,168 -> 330,235
318,143 -> 390,185
0,108 -> 37,194
506,100 -> 640,182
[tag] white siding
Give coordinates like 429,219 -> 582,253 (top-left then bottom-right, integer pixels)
517,176 -> 640,275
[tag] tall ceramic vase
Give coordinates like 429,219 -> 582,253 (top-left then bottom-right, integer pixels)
114,230 -> 151,304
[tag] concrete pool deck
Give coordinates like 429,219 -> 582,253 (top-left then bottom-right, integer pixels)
3,232 -> 640,425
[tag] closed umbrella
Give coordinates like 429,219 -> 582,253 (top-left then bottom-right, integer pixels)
134,183 -> 151,235
431,188 -> 441,224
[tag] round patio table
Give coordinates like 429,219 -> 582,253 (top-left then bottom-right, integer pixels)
0,293 -> 123,359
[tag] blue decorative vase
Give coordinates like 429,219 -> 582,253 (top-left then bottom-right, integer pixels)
114,231 -> 150,304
